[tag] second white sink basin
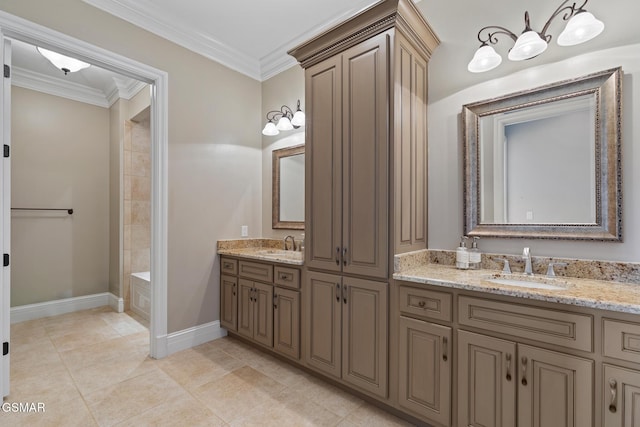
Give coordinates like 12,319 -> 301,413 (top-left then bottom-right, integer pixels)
255,249 -> 302,261
483,274 -> 570,291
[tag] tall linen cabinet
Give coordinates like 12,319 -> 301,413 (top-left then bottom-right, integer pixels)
289,0 -> 439,404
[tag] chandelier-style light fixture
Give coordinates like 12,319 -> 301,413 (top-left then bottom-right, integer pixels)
262,100 -> 305,136
37,47 -> 91,75
467,0 -> 604,73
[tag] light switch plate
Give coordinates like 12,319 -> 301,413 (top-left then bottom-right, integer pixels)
241,225 -> 248,237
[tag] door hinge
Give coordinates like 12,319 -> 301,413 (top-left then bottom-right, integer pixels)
3,64 -> 9,78
2,342 -> 8,356
3,144 -> 8,158
3,254 -> 8,267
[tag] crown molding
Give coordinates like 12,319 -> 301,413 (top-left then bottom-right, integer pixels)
82,0 -> 261,80
106,76 -> 148,106
83,0 -> 381,81
12,66 -> 110,108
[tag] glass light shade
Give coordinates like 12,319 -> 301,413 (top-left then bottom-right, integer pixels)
291,110 -> 305,127
37,47 -> 91,73
508,31 -> 548,61
467,45 -> 503,73
557,12 -> 604,46
276,116 -> 293,131
262,121 -> 279,136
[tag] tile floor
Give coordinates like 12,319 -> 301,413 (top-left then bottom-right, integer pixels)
2,307 -> 413,426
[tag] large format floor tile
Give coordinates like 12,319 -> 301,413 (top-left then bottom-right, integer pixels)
3,307 -> 414,426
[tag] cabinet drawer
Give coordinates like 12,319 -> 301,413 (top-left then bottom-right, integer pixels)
220,258 -> 237,275
274,266 -> 300,289
603,319 -> 640,363
398,285 -> 452,322
238,260 -> 273,282
458,296 -> 593,352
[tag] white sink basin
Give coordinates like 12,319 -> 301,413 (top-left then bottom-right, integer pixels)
483,274 -> 569,291
254,249 -> 302,261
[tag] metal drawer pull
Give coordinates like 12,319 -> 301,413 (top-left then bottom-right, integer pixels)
609,379 -> 617,413
506,353 -> 512,381
223,262 -> 233,269
343,247 -> 348,266
273,293 -> 278,309
336,247 -> 341,265
279,273 -> 291,280
521,356 -> 528,386
232,283 -> 236,297
442,337 -> 448,362
343,285 -> 348,304
336,284 -> 340,302
417,300 -> 426,308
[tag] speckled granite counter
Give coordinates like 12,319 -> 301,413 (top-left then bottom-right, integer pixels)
393,263 -> 640,315
217,239 -> 304,266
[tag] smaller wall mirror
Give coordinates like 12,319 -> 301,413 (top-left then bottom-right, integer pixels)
272,144 -> 305,229
463,67 -> 622,240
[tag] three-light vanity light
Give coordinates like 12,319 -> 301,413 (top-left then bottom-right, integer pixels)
262,100 -> 305,136
467,0 -> 604,73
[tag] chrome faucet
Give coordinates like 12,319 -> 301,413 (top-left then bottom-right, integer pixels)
284,235 -> 296,251
523,247 -> 533,275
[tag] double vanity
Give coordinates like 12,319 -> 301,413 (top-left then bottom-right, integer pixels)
218,0 -> 637,426
218,242 -> 640,427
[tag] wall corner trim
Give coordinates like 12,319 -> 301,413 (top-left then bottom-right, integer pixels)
109,293 -> 124,313
166,321 -> 227,356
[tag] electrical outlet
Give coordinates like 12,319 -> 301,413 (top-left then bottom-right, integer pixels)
241,225 -> 248,237
526,211 -> 534,220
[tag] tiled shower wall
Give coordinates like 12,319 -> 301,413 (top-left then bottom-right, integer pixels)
123,118 -> 151,310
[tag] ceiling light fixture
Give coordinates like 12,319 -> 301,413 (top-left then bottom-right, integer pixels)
262,100 -> 305,136
467,0 -> 604,73
37,47 -> 91,75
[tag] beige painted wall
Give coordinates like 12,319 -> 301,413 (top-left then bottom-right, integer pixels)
428,44 -> 640,262
0,0 -> 263,332
261,65 -> 305,242
11,87 -> 110,306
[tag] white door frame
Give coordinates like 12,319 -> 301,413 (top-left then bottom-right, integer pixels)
0,11 -> 170,361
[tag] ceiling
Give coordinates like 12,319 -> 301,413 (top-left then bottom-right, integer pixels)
17,0 -> 639,104
10,38 -> 146,108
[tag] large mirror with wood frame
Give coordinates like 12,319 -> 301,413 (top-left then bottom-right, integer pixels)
463,67 -> 622,240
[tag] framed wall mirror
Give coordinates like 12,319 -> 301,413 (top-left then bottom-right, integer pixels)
272,144 -> 305,229
463,67 -> 622,240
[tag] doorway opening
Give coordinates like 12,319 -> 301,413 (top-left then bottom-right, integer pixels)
0,10 -> 169,398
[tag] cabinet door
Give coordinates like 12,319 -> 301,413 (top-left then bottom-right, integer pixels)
237,279 -> 254,339
220,275 -> 237,331
305,271 -> 342,378
457,330 -> 516,427
342,277 -> 388,398
305,55 -> 342,273
399,316 -> 451,426
252,281 -> 273,348
603,364 -> 640,427
518,344 -> 593,427
273,287 -> 300,360
341,33 -> 389,279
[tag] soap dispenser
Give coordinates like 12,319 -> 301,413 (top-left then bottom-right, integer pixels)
469,237 -> 481,270
456,236 -> 469,270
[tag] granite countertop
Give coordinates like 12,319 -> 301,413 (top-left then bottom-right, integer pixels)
393,264 -> 640,314
218,246 -> 304,266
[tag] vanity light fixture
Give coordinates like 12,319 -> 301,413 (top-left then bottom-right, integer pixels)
262,100 -> 305,136
37,47 -> 91,75
467,0 -> 604,73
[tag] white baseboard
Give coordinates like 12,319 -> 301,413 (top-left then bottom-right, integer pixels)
109,293 -> 124,313
166,321 -> 227,356
11,292 -> 113,324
